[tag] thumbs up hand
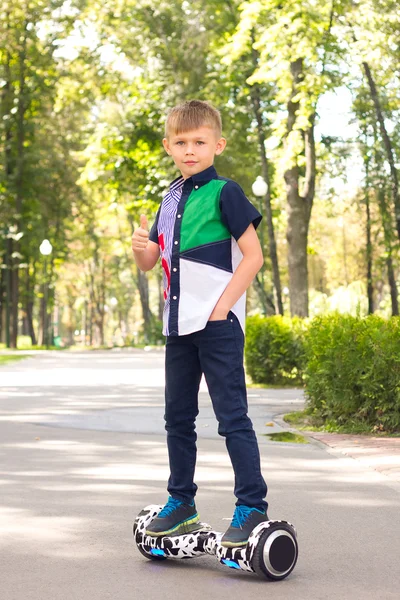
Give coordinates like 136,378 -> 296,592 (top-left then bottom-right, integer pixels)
132,214 -> 150,253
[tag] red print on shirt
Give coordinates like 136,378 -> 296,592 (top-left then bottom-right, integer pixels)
158,233 -> 170,300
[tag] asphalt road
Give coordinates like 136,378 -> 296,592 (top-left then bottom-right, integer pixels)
1,350 -> 399,600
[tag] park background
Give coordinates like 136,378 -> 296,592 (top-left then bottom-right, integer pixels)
1,1 -> 400,432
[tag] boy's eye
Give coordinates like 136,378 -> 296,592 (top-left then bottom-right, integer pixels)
176,141 -> 184,146
196,141 -> 205,145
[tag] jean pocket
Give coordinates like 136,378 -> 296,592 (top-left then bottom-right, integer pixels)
207,310 -> 236,325
206,318 -> 229,325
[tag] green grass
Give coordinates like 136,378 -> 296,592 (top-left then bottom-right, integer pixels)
263,431 -> 308,444
284,409 -> 400,437
247,381 -> 304,389
0,354 -> 31,366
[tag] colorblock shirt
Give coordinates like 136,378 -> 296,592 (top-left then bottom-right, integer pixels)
149,165 -> 262,336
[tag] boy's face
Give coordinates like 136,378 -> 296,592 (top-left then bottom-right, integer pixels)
163,126 -> 226,179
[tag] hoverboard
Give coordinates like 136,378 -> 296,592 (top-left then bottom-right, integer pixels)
133,505 -> 298,581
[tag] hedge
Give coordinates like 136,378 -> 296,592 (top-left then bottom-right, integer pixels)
304,314 -> 400,432
245,313 -> 400,432
245,315 -> 306,386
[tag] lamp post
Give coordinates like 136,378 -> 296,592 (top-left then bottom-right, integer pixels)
252,175 -> 269,199
252,176 -> 268,293
39,239 -> 52,348
252,175 -> 284,316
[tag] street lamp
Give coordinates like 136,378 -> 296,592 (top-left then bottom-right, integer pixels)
252,176 -> 268,198
252,176 -> 284,316
252,177 -> 268,310
39,239 -> 52,257
39,239 -> 52,348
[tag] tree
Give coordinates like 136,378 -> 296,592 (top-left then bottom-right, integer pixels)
221,1 -> 339,316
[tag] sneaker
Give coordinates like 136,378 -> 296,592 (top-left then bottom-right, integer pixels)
221,505 -> 269,547
145,496 -> 200,537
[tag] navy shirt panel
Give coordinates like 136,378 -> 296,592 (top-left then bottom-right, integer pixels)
219,180 -> 262,241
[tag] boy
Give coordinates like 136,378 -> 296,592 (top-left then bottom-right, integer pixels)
131,100 -> 268,547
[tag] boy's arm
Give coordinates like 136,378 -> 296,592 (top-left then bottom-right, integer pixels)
132,214 -> 160,272
209,223 -> 263,320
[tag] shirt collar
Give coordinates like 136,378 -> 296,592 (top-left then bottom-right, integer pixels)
191,165 -> 218,184
169,175 -> 185,191
169,165 -> 218,189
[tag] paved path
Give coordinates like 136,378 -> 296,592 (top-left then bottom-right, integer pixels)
308,433 -> 400,483
1,350 -> 400,600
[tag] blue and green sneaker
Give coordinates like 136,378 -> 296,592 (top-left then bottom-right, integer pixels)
221,505 -> 269,547
145,496 -> 201,537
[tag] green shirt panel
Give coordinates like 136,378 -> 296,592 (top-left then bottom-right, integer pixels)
180,179 -> 230,252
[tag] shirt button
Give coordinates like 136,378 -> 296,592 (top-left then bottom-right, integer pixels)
173,268 -> 177,272
177,214 -> 182,218
174,240 -> 178,245
194,185 -> 199,189
173,296 -> 177,300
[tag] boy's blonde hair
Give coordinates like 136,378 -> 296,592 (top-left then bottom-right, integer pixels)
165,100 -> 222,138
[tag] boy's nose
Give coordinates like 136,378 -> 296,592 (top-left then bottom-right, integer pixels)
185,145 -> 195,154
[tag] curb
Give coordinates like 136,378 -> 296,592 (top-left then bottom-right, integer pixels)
274,413 -> 400,494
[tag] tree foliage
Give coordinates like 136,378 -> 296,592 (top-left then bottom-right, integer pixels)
0,0 -> 399,347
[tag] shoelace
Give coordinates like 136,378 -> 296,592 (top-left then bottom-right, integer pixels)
158,496 -> 183,518
231,505 -> 260,529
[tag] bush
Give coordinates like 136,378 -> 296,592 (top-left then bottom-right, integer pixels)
245,315 -> 306,385
304,314 -> 400,432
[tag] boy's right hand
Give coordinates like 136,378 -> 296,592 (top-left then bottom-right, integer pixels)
132,215 -> 149,253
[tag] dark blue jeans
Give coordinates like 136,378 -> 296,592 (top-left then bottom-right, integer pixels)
164,312 -> 268,511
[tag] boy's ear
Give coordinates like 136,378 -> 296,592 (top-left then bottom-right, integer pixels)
215,137 -> 227,155
162,137 -> 171,155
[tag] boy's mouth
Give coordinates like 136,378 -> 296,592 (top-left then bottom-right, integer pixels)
184,161 -> 197,165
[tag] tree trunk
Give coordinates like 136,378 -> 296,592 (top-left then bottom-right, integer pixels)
365,191 -> 374,314
284,59 -> 315,317
97,319 -> 105,346
254,275 -> 276,315
0,261 -> 4,343
89,302 -> 94,346
5,238 -> 12,347
362,61 -> 400,240
137,268 -> 152,335
25,264 -> 37,344
377,187 -> 398,316
38,287 -> 46,346
26,298 -> 37,345
2,33 -> 13,347
386,256 -> 399,316
250,44 -> 284,315
95,263 -> 106,346
88,257 -> 106,347
10,245 -> 18,347
67,298 -> 75,346
83,301 -> 88,346
10,24 -> 28,348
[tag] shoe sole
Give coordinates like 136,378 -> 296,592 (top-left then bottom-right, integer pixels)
146,515 -> 201,537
